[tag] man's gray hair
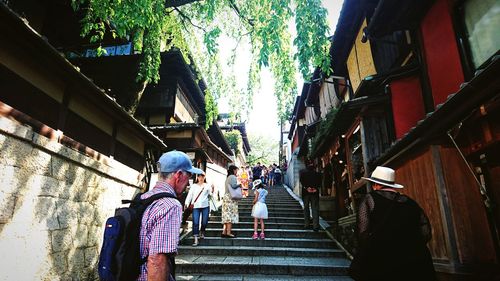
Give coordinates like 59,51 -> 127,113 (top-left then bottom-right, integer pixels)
159,171 -> 174,180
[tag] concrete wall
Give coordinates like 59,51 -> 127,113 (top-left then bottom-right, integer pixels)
0,117 -> 144,281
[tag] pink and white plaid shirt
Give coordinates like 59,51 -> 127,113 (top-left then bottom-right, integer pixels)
138,181 -> 182,281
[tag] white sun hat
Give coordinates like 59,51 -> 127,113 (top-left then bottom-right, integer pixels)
253,179 -> 262,187
362,166 -> 404,189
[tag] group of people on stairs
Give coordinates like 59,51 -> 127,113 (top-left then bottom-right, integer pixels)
222,165 -> 268,239
137,149 -> 435,281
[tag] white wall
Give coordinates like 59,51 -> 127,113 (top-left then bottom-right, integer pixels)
205,162 -> 227,206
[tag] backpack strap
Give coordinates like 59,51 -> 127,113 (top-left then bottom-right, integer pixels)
192,188 -> 205,205
122,192 -> 178,206
124,192 -> 179,266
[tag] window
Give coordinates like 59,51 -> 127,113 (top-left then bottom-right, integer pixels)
370,30 -> 415,74
347,124 -> 365,188
462,0 -> 500,68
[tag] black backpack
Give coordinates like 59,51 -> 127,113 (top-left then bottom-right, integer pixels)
97,192 -> 178,281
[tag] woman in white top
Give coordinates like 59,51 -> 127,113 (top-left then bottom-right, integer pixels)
185,172 -> 214,246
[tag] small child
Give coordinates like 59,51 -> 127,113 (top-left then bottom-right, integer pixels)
251,179 -> 268,239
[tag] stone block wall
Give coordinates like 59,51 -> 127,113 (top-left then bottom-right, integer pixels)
334,214 -> 357,255
0,117 -> 144,281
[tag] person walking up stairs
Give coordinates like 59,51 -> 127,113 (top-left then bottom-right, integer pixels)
175,184 -> 353,280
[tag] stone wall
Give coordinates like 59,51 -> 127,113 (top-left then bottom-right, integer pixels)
0,117 -> 144,281
285,152 -> 304,196
334,214 -> 357,255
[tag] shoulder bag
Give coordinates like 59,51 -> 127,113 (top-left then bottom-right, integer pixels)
227,176 -> 243,200
184,187 -> 204,217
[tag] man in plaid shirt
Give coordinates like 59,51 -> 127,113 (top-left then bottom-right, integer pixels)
138,151 -> 203,281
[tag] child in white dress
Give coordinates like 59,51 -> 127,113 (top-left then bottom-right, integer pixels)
251,179 -> 268,239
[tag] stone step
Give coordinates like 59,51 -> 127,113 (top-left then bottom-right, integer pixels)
237,206 -> 302,211
176,274 -> 353,281
176,274 -> 352,281
180,237 -> 338,249
201,228 -> 326,239
177,245 -> 346,258
209,216 -> 305,224
238,203 -> 300,208
239,199 -> 298,204
207,221 -> 305,230
240,195 -> 294,199
175,255 -> 350,276
237,211 -> 303,217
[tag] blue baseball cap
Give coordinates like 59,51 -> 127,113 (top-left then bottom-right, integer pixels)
157,150 -> 203,174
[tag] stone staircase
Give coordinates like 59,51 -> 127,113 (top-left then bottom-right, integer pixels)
176,185 -> 353,280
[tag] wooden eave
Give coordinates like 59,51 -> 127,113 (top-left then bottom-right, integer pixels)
305,68 -> 322,106
0,3 -> 167,150
288,96 -> 301,140
311,94 -> 389,158
207,122 -> 234,156
365,0 -> 435,39
219,123 -> 251,155
150,124 -> 233,162
330,0 -> 365,76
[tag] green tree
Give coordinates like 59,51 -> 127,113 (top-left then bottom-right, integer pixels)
223,130 -> 243,156
72,0 -> 331,122
246,134 -> 279,165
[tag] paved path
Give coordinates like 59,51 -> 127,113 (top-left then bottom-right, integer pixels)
176,185 -> 353,280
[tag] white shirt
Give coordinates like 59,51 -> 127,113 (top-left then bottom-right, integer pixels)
185,183 -> 212,209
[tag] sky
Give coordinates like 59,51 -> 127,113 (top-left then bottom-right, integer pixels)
218,1 -> 344,142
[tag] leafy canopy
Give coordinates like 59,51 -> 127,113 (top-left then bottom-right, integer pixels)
246,133 -> 279,165
72,0 -> 331,122
223,130 -> 243,156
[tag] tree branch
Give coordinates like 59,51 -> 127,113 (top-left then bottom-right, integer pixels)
228,0 -> 254,27
173,7 -> 207,33
230,30 -> 253,63
165,0 -> 202,8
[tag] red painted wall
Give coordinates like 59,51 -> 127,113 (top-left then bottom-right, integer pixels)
391,76 -> 426,139
420,0 -> 464,107
291,131 -> 299,152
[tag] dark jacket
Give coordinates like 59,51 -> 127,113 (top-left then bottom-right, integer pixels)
350,190 -> 436,281
299,168 -> 321,196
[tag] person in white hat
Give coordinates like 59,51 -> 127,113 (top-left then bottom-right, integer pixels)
251,179 -> 268,239
349,166 -> 436,281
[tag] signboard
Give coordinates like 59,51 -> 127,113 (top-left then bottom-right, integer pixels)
84,42 -> 132,58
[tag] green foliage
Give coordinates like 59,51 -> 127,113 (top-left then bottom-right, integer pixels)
204,90 -> 219,129
224,130 -> 243,156
295,0 -> 332,79
246,133 -> 279,165
310,107 -> 339,157
72,0 -> 332,122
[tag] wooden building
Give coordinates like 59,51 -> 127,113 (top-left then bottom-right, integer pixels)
2,0 -> 234,188
0,3 -> 167,180
302,0 -> 499,279
70,50 -> 234,193
218,115 -> 252,167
